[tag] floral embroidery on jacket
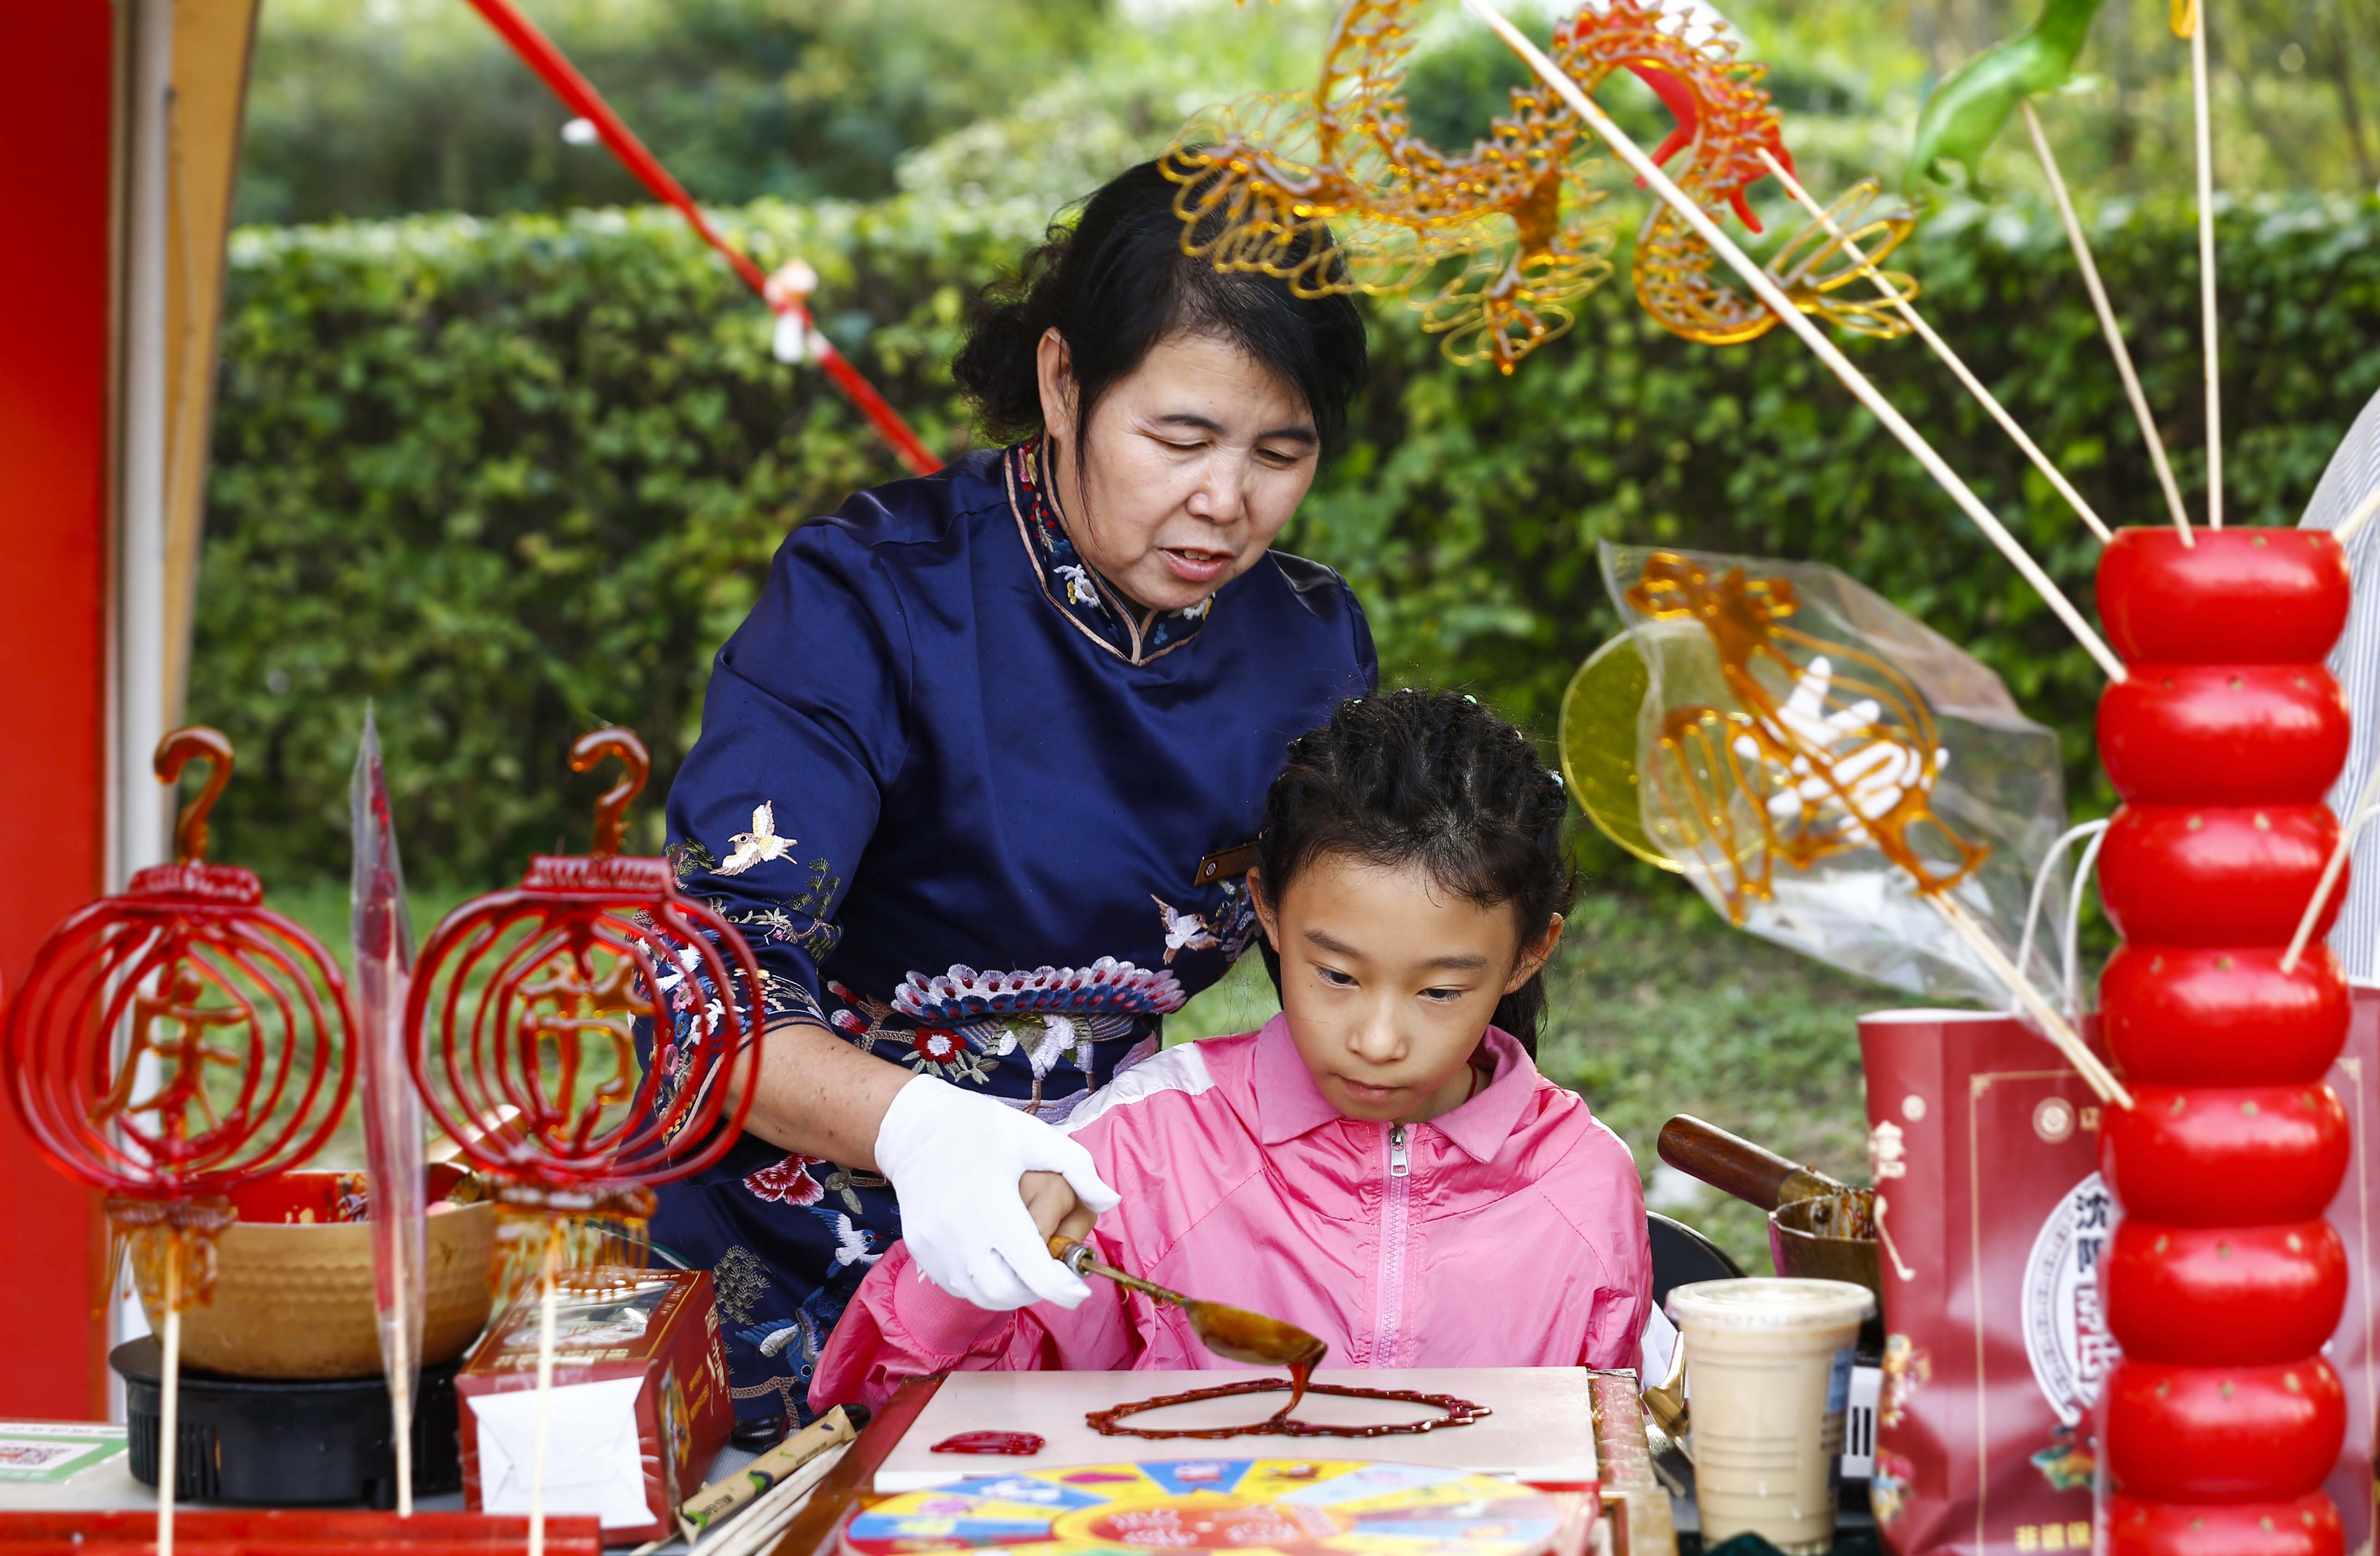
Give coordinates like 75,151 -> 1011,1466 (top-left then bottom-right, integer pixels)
891,958 -> 1185,1022
744,1153 -> 827,1207
828,982 -> 996,1084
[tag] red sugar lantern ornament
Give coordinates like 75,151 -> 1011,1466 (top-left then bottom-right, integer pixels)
407,728 -> 764,1285
406,728 -> 763,1556
4,727 -> 356,1556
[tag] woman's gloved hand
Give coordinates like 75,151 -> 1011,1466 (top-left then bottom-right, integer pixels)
872,1074 -> 1121,1310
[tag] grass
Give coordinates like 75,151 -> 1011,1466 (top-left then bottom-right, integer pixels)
1169,890 -> 1888,1275
274,875 -> 1889,1270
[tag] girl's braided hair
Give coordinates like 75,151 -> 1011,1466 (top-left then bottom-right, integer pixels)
1255,689 -> 1577,1055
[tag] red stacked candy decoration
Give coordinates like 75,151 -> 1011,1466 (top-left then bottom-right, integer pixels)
2095,530 -> 2355,1556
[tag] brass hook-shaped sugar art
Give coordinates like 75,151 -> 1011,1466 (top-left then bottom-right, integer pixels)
154,726 -> 235,866
569,728 -> 649,858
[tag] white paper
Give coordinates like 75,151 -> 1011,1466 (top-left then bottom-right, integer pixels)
467,1376 -> 651,1529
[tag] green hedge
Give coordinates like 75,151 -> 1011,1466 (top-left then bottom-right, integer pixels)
194,192 -> 2380,888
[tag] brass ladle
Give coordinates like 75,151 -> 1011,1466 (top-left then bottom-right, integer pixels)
1049,1233 -> 1329,1410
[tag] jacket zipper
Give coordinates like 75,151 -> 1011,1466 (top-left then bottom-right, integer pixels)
1373,1122 -> 1411,1367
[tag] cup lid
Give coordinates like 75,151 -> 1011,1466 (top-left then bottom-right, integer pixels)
1665,1277 -> 1875,1330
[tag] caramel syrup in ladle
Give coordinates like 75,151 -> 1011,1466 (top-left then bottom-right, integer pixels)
1048,1237 -> 1490,1440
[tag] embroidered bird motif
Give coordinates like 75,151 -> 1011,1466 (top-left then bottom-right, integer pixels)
718,801 -> 797,875
809,1208 -> 882,1268
1152,895 -> 1219,964
751,1321 -> 802,1358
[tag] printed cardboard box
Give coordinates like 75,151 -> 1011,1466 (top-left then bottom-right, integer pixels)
457,1266 -> 732,1542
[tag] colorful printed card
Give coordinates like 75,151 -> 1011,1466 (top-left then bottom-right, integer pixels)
0,1421 -> 130,1484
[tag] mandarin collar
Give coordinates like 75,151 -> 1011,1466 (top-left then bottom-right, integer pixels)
1004,437 -> 1214,667
1249,1012 -> 1541,1165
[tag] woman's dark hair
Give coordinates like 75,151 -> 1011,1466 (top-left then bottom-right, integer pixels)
952,157 -> 1368,457
1255,690 -> 1577,1056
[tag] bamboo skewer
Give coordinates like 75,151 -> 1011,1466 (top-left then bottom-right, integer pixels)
1461,0 -> 2129,683
1756,148 -> 2113,544
159,1242 -> 181,1556
2281,753 -> 2380,973
529,1228 -> 561,1556
2186,0 -> 2224,528
2020,101 -> 2195,542
1933,893 -> 2133,1107
2333,481 -> 2380,549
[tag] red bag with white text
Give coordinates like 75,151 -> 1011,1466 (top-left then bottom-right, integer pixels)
1863,1002 -> 2380,1555
1860,1010 -> 2109,1556
2318,985 -> 2380,1550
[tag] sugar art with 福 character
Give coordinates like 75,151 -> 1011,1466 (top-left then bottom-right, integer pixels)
5,0 -> 2377,1552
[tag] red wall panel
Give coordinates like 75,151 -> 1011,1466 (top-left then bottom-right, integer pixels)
0,0 -> 116,1421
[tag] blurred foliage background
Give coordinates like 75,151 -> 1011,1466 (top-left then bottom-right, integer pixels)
203,0 -> 2380,1263
238,0 -> 2380,226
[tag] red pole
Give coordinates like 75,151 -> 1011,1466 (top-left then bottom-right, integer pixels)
454,0 -> 943,479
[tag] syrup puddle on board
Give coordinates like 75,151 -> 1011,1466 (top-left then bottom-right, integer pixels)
1084,1361 -> 1489,1440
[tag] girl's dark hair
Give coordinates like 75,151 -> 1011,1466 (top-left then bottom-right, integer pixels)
952,157 -> 1368,457
1255,690 -> 1577,1057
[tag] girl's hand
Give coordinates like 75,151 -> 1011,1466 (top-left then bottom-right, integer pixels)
1020,1169 -> 1099,1246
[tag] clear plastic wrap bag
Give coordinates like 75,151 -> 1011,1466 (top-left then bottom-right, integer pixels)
1591,542 -> 2074,1007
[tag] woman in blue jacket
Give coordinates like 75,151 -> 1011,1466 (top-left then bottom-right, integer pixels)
652,158 -> 1376,1422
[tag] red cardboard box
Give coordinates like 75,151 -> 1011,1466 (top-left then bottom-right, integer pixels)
456,1268 -> 732,1543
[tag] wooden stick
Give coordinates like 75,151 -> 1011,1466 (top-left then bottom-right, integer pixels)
529,1228 -> 560,1556
1462,0 -> 2129,683
2020,100 -> 2195,542
1932,893 -> 2134,1107
2188,0 -> 2224,528
388,1198 -> 415,1519
2281,753 -> 2380,972
2333,480 -> 2380,548
1757,149 -> 2112,543
159,1240 -> 180,1556
391,1366 -> 414,1519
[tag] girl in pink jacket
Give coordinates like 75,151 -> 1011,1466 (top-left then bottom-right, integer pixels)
810,690 -> 1652,1415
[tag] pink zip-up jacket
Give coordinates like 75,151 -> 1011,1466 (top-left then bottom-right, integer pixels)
809,1015 -> 1651,1416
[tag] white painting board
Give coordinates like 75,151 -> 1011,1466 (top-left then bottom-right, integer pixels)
873,1369 -> 1596,1491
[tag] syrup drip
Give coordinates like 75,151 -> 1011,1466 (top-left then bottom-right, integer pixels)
931,1431 -> 1045,1455
1085,1370 -> 1489,1441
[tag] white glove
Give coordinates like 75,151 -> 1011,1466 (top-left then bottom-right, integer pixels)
872,1074 -> 1121,1311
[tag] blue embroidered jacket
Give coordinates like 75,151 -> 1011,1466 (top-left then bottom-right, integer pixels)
652,440 -> 1377,1420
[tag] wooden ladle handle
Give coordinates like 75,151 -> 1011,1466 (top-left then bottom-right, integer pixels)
154,726 -> 234,865
1657,1114 -> 1843,1212
569,728 -> 649,857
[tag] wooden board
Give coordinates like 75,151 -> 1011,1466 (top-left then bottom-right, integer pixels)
873,1370 -> 1597,1491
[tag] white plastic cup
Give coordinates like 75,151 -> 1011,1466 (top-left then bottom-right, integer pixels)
1666,1276 -> 1875,1555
